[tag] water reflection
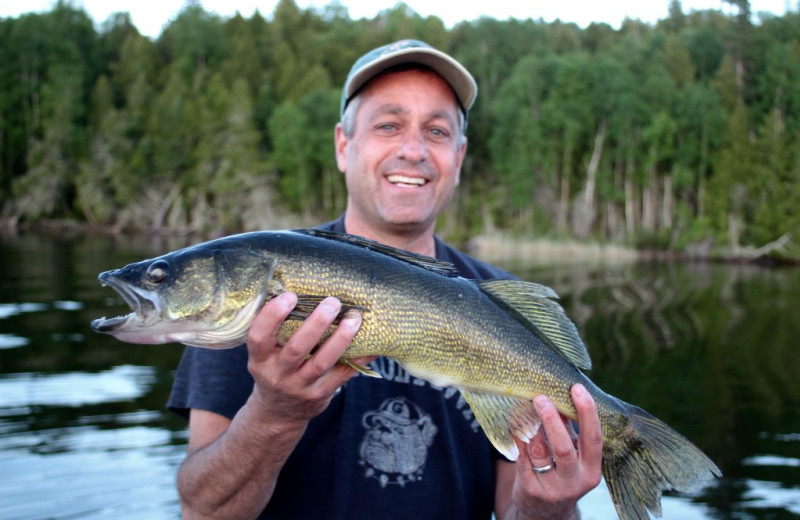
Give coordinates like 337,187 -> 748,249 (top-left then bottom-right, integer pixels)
0,231 -> 190,520
0,230 -> 798,519
505,259 -> 800,520
0,365 -> 155,408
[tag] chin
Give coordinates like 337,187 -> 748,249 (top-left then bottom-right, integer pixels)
381,213 -> 429,229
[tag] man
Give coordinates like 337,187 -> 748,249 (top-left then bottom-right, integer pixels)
168,40 -> 603,519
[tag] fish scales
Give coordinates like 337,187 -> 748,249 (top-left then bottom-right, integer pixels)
282,236 -> 579,408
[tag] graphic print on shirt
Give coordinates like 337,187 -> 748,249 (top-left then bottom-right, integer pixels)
369,357 -> 481,432
358,396 -> 437,487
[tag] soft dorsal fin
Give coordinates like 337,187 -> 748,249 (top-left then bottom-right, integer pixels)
297,229 -> 460,278
478,280 -> 592,370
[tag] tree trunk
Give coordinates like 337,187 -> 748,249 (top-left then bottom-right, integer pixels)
642,146 -> 657,232
662,173 -> 673,231
625,172 -> 636,236
574,120 -> 606,239
557,141 -> 573,235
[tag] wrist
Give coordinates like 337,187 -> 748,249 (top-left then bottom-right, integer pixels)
243,389 -> 311,440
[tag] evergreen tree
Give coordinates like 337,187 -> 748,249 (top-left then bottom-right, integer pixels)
0,1 -> 798,254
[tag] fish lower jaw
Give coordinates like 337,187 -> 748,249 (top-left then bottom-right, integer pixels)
91,312 -> 156,333
92,312 -> 190,345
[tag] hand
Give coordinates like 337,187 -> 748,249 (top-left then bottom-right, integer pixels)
245,292 -> 363,427
509,384 -> 603,519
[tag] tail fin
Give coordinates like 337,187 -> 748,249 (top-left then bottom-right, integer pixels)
602,404 -> 721,520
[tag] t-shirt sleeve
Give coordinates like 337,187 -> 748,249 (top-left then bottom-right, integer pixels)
167,345 -> 254,421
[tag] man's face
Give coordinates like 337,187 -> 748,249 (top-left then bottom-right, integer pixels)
335,68 -> 467,236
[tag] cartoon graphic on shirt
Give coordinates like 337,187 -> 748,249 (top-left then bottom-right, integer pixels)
359,397 -> 438,487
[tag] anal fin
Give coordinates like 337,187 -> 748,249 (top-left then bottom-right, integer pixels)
460,389 -> 541,461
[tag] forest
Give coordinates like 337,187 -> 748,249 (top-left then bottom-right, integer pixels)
1,0 -> 799,257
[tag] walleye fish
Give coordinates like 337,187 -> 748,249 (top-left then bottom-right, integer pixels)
91,229 -> 720,519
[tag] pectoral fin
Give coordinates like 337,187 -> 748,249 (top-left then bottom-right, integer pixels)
288,294 -> 366,323
300,354 -> 381,378
338,358 -> 381,378
460,389 -> 541,461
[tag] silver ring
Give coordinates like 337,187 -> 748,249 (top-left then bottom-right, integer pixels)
532,463 -> 552,474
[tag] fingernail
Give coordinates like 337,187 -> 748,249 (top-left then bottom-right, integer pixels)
342,312 -> 362,331
320,297 -> 342,316
572,384 -> 586,397
275,292 -> 296,308
534,395 -> 550,411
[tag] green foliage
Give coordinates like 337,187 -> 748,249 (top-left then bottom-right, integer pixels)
269,89 -> 343,220
1,2 -> 799,252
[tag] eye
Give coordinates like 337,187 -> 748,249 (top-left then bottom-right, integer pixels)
146,260 -> 169,284
374,122 -> 399,133
427,127 -> 450,140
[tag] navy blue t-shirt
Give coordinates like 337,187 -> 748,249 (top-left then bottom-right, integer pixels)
167,217 -> 517,519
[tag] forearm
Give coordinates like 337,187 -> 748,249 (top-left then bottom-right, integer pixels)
177,395 -> 307,519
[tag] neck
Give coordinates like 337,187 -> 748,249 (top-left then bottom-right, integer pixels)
343,214 -> 437,257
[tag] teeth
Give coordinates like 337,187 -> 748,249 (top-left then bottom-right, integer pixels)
387,174 -> 425,186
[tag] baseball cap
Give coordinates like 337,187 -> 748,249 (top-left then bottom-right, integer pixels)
340,39 -> 478,119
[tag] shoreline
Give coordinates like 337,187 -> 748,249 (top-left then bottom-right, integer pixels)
3,218 -> 798,266
467,232 -> 800,267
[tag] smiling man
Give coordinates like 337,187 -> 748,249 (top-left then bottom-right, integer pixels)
168,40 -> 603,520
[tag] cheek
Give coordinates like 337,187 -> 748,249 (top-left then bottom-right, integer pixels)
435,153 -> 462,187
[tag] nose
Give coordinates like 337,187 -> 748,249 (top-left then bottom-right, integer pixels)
396,128 -> 428,163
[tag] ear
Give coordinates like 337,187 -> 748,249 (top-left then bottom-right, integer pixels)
334,123 -> 349,173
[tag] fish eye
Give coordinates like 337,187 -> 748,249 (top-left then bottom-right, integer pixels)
146,260 -> 169,284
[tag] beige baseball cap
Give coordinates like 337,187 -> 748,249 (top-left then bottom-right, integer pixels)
341,39 -> 478,120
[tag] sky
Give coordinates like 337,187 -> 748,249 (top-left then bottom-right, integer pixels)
0,0 -> 795,39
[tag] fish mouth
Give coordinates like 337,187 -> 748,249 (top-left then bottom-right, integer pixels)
91,272 -> 159,333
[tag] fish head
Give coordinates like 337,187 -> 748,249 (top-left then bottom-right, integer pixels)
91,242 -> 277,348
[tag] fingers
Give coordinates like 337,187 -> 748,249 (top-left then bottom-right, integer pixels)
533,395 -> 578,478
572,384 -> 604,486
526,428 -> 554,475
526,386 -> 603,481
280,296 -> 343,371
248,292 -> 298,364
300,308 -> 362,381
248,292 -> 363,385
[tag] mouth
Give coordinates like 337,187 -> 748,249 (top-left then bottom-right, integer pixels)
91,272 -> 158,333
386,174 -> 428,188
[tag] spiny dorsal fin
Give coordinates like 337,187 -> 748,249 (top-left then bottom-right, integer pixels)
460,389 -> 542,461
478,280 -> 592,370
297,229 -> 460,278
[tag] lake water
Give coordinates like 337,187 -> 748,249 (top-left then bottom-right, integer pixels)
0,230 -> 798,519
